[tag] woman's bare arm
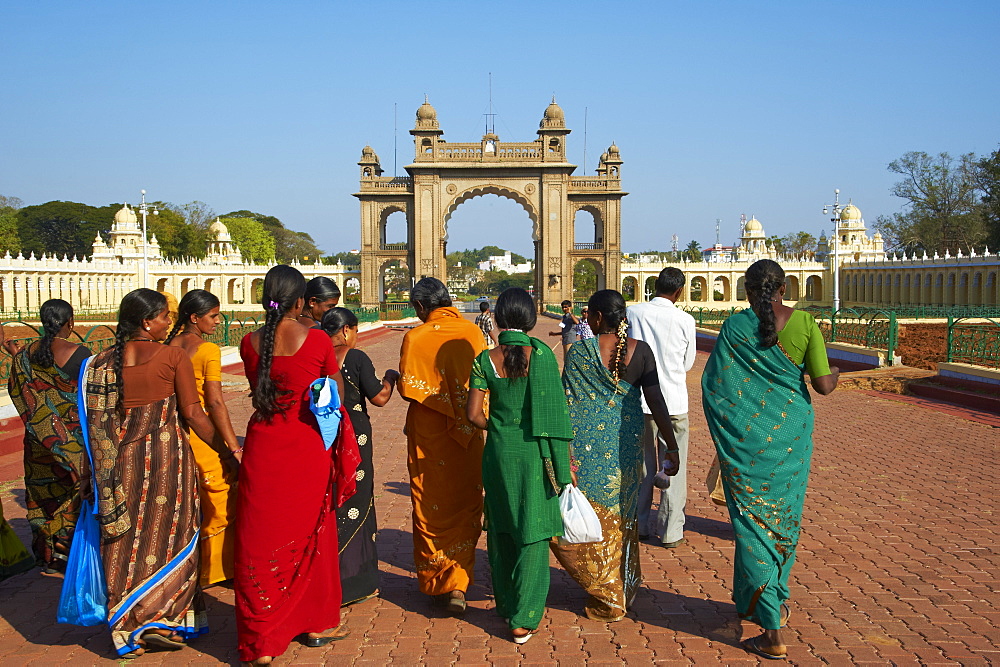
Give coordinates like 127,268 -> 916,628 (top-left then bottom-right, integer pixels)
466,387 -> 488,430
203,379 -> 242,460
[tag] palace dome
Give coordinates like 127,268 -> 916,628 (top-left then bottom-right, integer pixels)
744,216 -> 764,233
361,145 -> 375,157
416,96 -> 437,122
209,218 -> 231,241
840,204 -> 862,223
114,204 -> 137,226
543,98 -> 565,122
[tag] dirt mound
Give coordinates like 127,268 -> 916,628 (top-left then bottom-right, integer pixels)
895,322 -> 948,370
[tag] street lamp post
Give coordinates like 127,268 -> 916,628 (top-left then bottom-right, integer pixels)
823,189 -> 843,311
137,190 -> 158,289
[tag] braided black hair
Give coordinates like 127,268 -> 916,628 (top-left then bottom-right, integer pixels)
319,307 -> 359,338
305,276 -> 342,304
494,288 -> 536,379
113,289 -> 168,419
410,277 -> 451,313
253,265 -> 307,421
588,289 -> 628,386
165,289 -> 221,343
30,299 -> 74,368
745,259 -> 786,348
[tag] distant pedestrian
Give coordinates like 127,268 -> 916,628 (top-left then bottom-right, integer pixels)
702,259 -> 839,661
548,300 -> 579,356
466,288 -> 573,645
322,307 -> 399,606
627,268 -> 696,547
475,300 -> 499,348
575,306 -> 594,341
551,290 -> 678,622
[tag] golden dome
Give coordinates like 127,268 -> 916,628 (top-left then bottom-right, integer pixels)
361,145 -> 375,157
840,204 -> 862,222
209,218 -> 231,241
544,97 -> 565,122
114,204 -> 137,226
744,216 -> 764,233
608,142 -> 619,155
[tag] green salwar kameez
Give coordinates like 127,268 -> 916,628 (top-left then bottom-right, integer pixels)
470,333 -> 573,632
701,309 -> 830,630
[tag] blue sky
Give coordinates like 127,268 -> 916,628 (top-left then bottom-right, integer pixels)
2,1 -> 997,257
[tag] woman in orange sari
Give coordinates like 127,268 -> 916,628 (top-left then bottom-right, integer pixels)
398,277 -> 487,614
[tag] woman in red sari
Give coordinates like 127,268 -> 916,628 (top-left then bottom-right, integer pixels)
235,265 -> 360,666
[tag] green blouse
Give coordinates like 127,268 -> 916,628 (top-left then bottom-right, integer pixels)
778,310 -> 832,378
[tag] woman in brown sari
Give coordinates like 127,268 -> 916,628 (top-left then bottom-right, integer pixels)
398,277 -> 487,614
6,299 -> 91,573
81,288 -> 216,658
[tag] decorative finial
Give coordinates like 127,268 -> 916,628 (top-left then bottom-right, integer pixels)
424,94 -> 429,103
552,94 -> 557,103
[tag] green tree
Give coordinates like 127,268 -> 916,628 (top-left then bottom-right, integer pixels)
180,201 -> 217,230
272,227 -> 322,263
326,251 -> 361,266
573,260 -> 597,300
221,217 -> 275,263
0,195 -> 22,255
685,240 -> 702,262
148,202 -> 207,258
16,200 -> 118,257
767,235 -> 785,253
781,231 -> 816,258
874,151 -> 985,255
975,147 -> 1000,249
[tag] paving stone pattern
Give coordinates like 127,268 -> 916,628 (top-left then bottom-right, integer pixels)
0,320 -> 997,665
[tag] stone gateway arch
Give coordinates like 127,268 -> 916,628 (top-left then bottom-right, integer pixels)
355,97 -> 626,309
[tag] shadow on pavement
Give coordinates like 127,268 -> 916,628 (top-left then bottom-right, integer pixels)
684,513 -> 734,541
381,480 -> 410,497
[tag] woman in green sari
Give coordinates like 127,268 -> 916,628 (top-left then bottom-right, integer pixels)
467,288 -> 574,644
702,259 -> 839,660
551,289 -> 679,622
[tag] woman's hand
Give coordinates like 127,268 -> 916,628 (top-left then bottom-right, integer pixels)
571,469 -> 578,487
383,369 -> 400,385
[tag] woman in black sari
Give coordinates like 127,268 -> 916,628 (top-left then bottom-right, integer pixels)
321,308 -> 398,604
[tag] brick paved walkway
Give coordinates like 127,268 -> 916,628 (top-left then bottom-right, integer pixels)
0,321 -> 997,665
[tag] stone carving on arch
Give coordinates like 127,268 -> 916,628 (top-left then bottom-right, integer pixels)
444,184 -> 540,242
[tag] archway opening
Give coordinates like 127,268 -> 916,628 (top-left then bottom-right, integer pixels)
380,259 -> 412,301
785,276 -> 799,301
622,276 -> 638,302
445,194 -> 536,300
690,276 -> 706,302
644,276 -> 656,301
381,210 -> 407,248
573,208 -> 602,249
713,276 -> 730,302
573,259 -> 601,302
805,275 -> 823,301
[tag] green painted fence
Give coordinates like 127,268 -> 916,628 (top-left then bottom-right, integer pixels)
946,318 -> 1000,369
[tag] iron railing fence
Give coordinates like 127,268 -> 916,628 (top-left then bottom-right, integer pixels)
0,323 -> 117,383
946,317 -> 1000,369
813,309 -> 898,363
801,305 -> 1000,320
683,307 -> 738,331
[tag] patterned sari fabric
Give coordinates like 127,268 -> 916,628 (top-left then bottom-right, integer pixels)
398,307 -> 487,596
552,337 -> 645,622
82,350 -> 207,656
8,345 -> 87,568
701,309 -> 815,630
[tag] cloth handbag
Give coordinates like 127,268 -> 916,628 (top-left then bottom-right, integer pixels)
558,484 -> 603,544
706,454 -> 728,506
309,377 -> 342,450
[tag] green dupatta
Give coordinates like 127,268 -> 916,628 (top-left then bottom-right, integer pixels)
701,308 -> 815,630
496,331 -> 573,488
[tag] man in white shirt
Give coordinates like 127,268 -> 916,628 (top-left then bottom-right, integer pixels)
626,267 -> 696,547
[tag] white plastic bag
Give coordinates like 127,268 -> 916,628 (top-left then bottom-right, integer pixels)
559,484 -> 603,544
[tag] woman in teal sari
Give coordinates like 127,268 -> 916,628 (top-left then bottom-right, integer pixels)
551,290 -> 679,622
702,260 -> 839,660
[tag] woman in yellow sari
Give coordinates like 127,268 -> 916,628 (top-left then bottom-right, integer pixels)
398,277 -> 487,614
166,289 -> 241,586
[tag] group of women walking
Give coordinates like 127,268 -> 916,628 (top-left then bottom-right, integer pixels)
0,257 -> 837,662
0,268 -> 393,665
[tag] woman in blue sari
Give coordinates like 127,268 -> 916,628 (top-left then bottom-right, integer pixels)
702,260 -> 839,660
551,290 -> 679,622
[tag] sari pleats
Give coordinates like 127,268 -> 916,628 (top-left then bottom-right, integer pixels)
551,337 -> 645,622
701,309 -> 814,630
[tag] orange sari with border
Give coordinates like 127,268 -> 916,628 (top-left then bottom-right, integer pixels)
398,307 -> 486,596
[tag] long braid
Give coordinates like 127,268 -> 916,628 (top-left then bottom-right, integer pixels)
164,317 -> 185,344
610,317 -> 629,386
30,299 -> 73,368
746,259 -> 785,348
251,305 -> 286,421
502,344 -> 528,379
111,325 -> 132,421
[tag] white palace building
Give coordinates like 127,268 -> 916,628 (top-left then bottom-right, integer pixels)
0,201 -> 997,316
0,204 -> 358,314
